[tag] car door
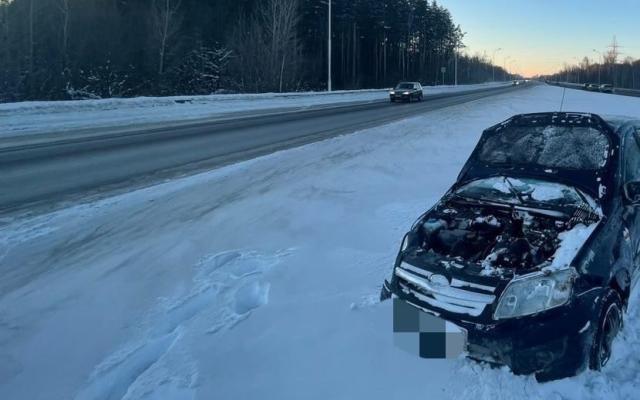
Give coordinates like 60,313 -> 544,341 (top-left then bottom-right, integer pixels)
622,128 -> 640,288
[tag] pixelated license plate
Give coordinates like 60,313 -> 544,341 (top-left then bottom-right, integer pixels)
393,298 -> 467,359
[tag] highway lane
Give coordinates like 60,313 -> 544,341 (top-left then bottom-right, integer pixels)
0,83 -> 534,213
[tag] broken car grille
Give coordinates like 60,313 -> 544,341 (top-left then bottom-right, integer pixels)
395,262 -> 496,317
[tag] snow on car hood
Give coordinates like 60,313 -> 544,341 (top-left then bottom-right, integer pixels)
544,222 -> 599,272
456,112 -> 618,200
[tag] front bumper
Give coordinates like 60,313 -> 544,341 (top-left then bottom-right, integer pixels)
383,277 -> 601,377
390,94 -> 412,101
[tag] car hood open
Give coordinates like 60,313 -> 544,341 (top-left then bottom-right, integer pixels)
456,112 -> 619,200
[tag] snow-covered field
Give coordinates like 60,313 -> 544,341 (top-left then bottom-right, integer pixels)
1,85 -> 640,400
0,83 -> 508,138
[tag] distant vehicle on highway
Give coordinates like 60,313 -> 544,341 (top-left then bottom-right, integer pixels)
381,112 -> 640,381
512,80 -> 520,86
584,83 -> 600,91
599,84 -> 614,93
390,82 -> 423,103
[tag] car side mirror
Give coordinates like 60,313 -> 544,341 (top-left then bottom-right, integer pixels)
623,181 -> 640,204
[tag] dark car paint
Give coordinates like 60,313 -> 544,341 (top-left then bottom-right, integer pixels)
382,112 -> 640,379
456,113 -> 617,200
390,82 -> 423,102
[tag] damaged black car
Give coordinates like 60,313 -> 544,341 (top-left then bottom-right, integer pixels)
381,112 -> 640,381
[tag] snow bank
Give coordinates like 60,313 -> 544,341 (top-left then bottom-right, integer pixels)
0,82 -> 508,138
1,85 -> 640,399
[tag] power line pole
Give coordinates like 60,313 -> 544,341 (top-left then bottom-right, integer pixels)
607,35 -> 624,87
327,0 -> 332,92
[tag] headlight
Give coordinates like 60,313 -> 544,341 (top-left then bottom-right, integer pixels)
400,234 -> 409,251
403,91 -> 410,95
493,268 -> 576,320
390,91 -> 395,94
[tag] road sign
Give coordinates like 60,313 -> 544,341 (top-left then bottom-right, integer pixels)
441,67 -> 446,73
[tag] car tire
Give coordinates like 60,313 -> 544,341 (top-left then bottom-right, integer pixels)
589,288 -> 623,370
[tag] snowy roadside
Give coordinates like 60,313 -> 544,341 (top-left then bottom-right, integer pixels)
1,86 -> 640,400
0,82 -> 508,138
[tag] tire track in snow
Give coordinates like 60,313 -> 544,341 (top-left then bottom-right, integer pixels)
74,249 -> 292,400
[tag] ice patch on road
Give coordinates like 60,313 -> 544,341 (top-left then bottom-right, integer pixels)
75,249 -> 291,400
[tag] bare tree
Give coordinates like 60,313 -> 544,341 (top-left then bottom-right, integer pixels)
257,0 -> 301,91
152,0 -> 182,76
56,0 -> 70,69
27,0 -> 34,75
0,0 -> 9,61
232,0 -> 300,92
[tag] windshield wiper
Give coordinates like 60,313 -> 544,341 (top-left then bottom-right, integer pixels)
503,177 -> 525,205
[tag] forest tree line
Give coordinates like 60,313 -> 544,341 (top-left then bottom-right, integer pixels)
549,54 -> 640,90
0,0 -> 510,102
547,38 -> 640,89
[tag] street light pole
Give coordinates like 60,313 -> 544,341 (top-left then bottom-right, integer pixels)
327,0 -> 332,92
572,56 -> 580,84
508,60 -> 516,81
454,32 -> 466,86
454,48 -> 458,86
503,55 -> 510,81
492,48 -> 502,82
592,49 -> 602,85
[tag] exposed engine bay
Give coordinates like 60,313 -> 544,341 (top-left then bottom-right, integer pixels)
418,199 -> 598,272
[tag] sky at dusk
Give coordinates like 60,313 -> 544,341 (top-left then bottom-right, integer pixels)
439,0 -> 640,77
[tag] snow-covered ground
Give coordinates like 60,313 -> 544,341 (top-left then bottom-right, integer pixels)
1,85 -> 640,400
0,83 -> 508,138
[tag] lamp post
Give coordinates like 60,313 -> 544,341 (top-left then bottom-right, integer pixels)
503,55 -> 510,81
454,31 -> 467,86
592,49 -> 602,85
572,56 -> 581,84
508,60 -> 517,81
454,47 -> 458,86
492,48 -> 502,82
327,0 -> 332,91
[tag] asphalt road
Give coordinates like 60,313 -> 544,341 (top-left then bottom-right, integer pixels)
0,83 -> 534,214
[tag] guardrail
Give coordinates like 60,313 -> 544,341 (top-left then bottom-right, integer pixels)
546,81 -> 640,98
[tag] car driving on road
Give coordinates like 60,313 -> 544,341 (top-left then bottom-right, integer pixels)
599,84 -> 614,93
390,82 -> 423,102
584,83 -> 600,91
381,112 -> 640,381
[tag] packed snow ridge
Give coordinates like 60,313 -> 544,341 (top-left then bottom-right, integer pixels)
0,82 -> 508,138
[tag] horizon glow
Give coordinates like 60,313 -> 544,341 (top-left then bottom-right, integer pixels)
439,0 -> 640,77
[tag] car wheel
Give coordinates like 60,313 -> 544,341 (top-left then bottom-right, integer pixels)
589,289 -> 623,370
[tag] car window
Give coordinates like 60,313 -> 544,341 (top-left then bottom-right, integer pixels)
624,132 -> 640,182
396,83 -> 413,89
478,125 -> 610,170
